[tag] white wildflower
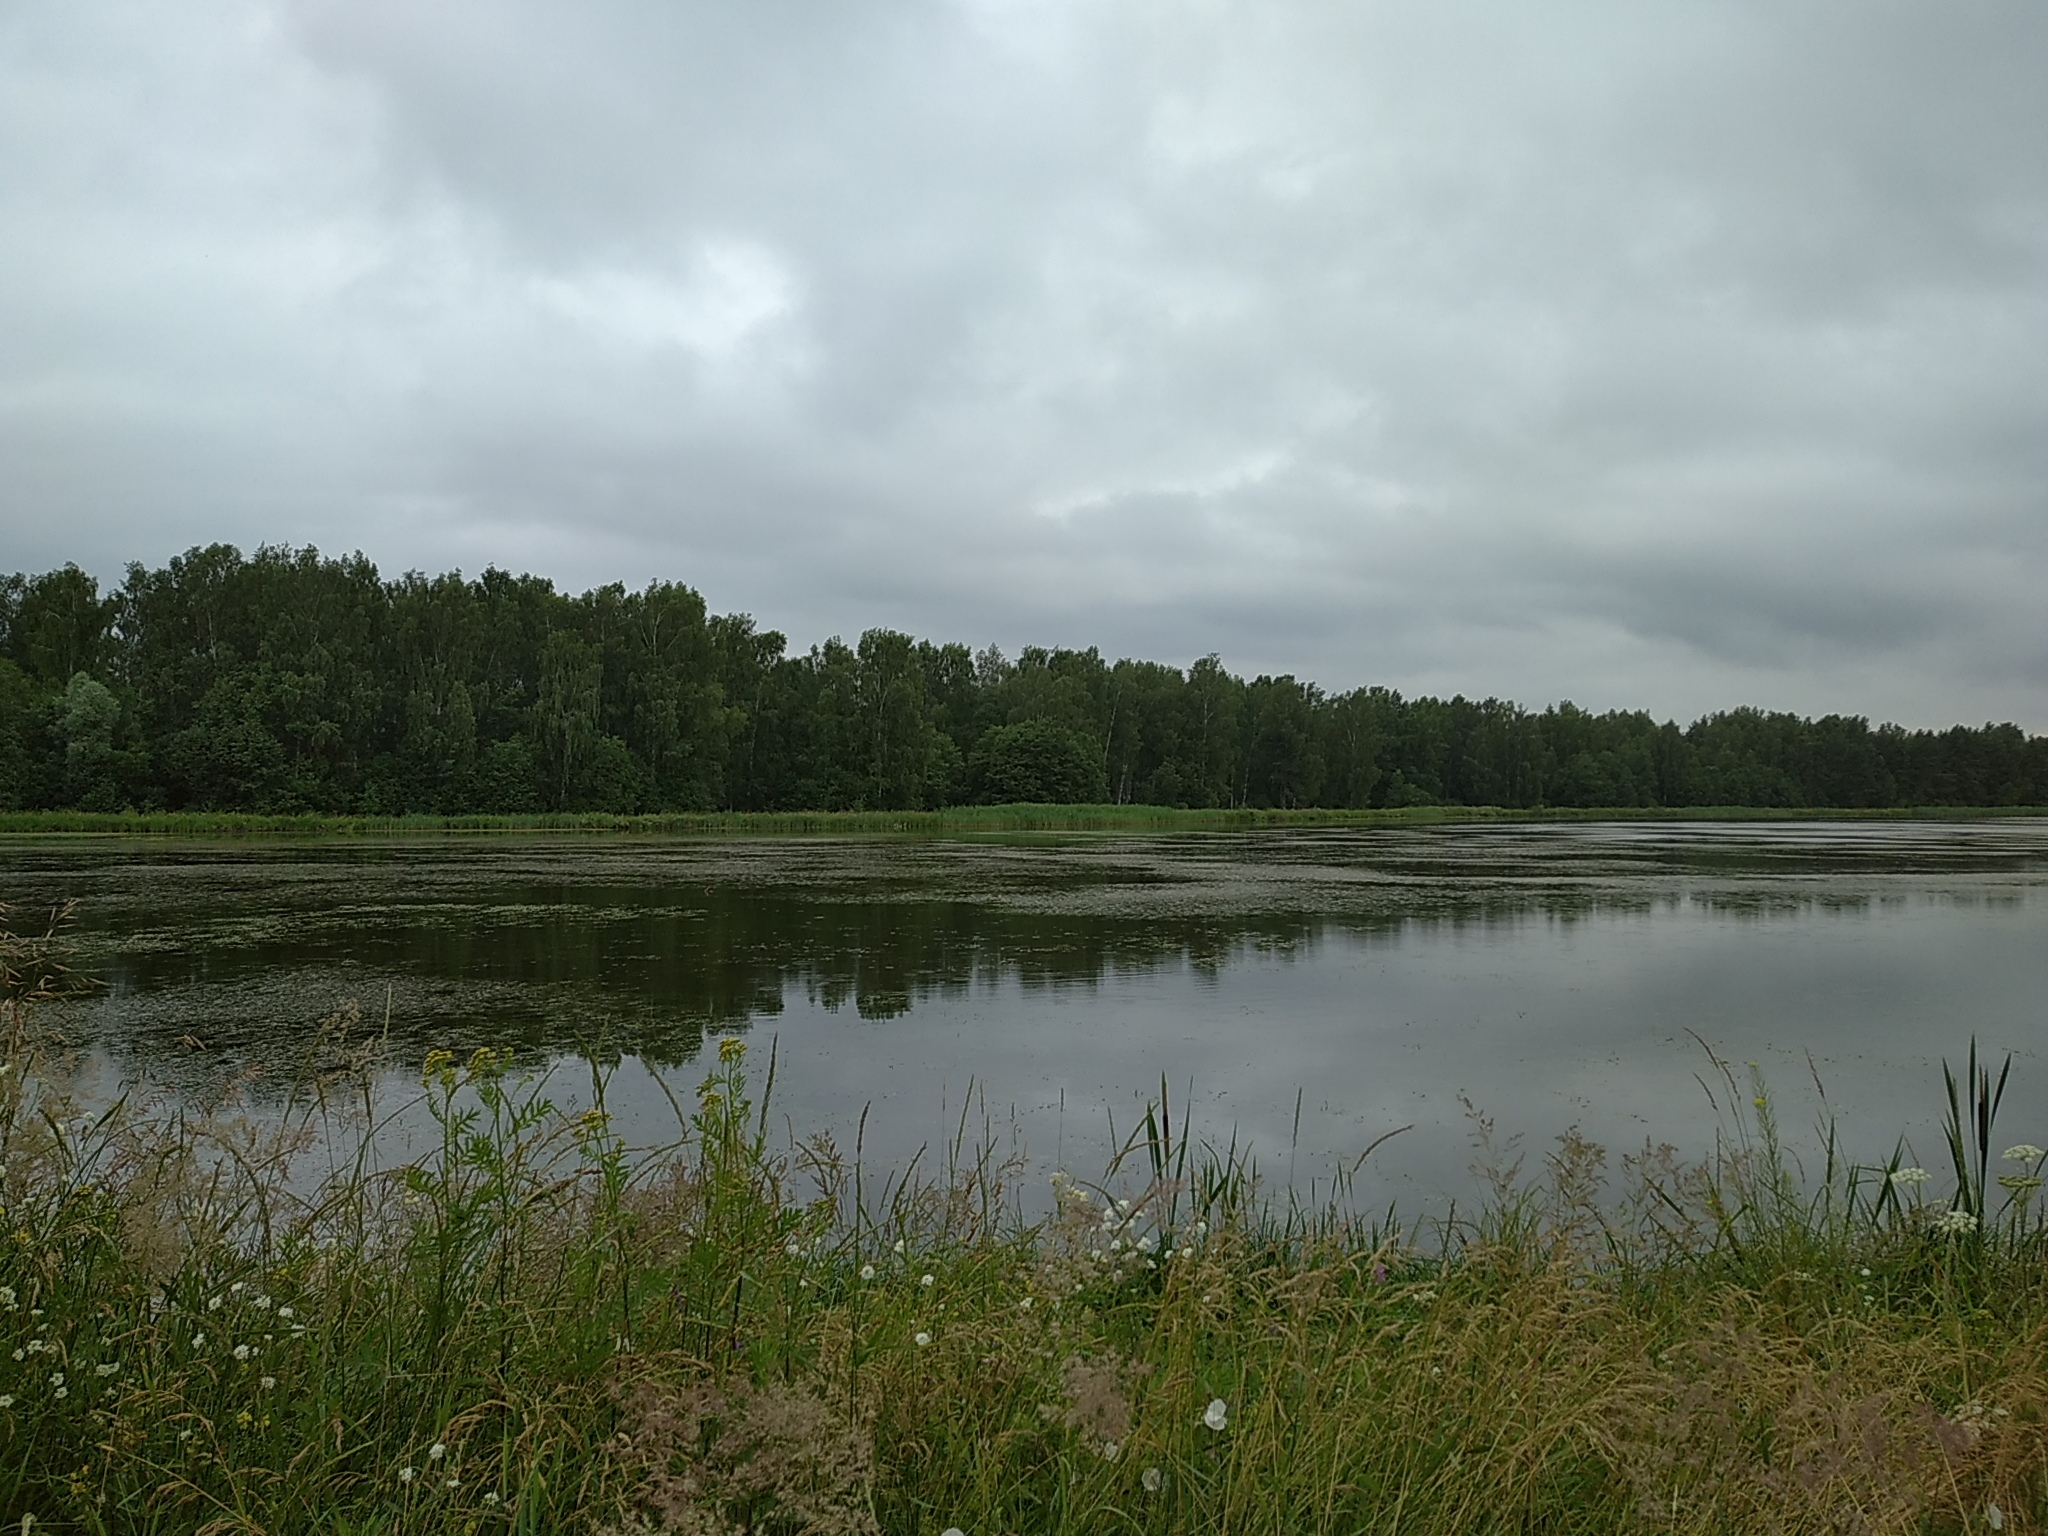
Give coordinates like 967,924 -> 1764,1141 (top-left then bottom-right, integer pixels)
233,1344 -> 252,1362
445,1478 -> 460,1490
207,1295 -> 223,1311
276,1306 -> 294,1320
252,1294 -> 272,1311
1932,1207 -> 1979,1237
1203,1398 -> 1229,1432
0,1286 -> 14,1308
1142,1466 -> 1163,1492
914,1331 -> 933,1348
94,1363 -> 118,1377
785,1241 -> 803,1258
1889,1167 -> 1931,1188
1101,1439 -> 1119,1460
1019,1296 -> 1033,1310
892,1238 -> 905,1255
230,1281 -> 245,1294
260,1375 -> 276,1390
483,1492 -> 501,1506
2002,1145 -> 2044,1163
49,1373 -> 64,1387
859,1264 -> 876,1281
921,1273 -> 935,1288
429,1442 -> 447,1461
190,1333 -> 206,1349
52,1386 -> 66,1400
398,1466 -> 416,1484
0,1395 -> 12,1409
941,1528 -> 965,1536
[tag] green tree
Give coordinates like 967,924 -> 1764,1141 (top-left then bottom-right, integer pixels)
971,719 -> 1107,803
5,564 -> 112,686
855,629 -> 936,810
535,630 -> 602,810
1245,676 -> 1325,808
56,672 -> 125,811
4,548 -> 2043,816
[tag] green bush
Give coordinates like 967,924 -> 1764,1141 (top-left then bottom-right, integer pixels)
969,720 -> 1108,804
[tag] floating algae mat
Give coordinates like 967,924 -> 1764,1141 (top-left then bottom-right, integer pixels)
3,819 -> 2046,1200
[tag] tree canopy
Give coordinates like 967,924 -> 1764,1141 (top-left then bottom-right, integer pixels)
2,546 -> 2043,815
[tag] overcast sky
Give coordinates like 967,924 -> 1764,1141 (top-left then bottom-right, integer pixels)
2,1 -> 2044,727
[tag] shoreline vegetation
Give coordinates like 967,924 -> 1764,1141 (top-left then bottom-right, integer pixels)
2,801 -> 2046,839
2,917 -> 2046,1532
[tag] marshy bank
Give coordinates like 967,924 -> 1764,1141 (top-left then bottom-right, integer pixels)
2,911 -> 2045,1534
3,804 -> 2045,840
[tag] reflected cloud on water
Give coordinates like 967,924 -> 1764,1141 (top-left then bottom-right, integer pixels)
4,821 -> 2046,1201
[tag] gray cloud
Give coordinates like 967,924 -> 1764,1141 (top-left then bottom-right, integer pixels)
2,0 -> 2043,727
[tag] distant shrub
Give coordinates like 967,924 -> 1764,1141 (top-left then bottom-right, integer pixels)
971,719 -> 1108,804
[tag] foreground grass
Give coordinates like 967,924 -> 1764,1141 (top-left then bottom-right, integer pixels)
1,803 -> 2045,839
1,941 -> 2044,1531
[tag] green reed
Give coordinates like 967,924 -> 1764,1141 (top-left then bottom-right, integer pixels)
0,981 -> 2044,1533
7,804 -> 2045,842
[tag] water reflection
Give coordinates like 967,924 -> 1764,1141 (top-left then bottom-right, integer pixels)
4,821 -> 2046,1201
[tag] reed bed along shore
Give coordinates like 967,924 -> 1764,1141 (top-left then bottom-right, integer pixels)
2,803 -> 2045,840
1,922 -> 2046,1533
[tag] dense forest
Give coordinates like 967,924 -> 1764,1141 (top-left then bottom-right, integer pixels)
2,546 -> 2043,815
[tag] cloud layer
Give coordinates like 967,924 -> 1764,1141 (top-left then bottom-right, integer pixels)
3,0 -> 2044,726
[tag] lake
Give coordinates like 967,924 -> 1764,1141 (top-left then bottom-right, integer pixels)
5,820 -> 2046,1207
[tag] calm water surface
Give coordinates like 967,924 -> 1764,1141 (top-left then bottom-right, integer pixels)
4,821 -> 2046,1203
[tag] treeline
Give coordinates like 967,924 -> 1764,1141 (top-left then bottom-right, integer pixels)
2,546 -> 2043,815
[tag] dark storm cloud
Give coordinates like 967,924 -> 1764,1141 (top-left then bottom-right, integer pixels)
1,0 -> 2043,726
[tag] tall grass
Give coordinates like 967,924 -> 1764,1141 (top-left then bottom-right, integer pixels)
0,922 -> 2044,1531
2,803 -> 2044,839
0,805 -> 1485,838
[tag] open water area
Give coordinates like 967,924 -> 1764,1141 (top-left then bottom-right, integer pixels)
4,820 -> 2047,1209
